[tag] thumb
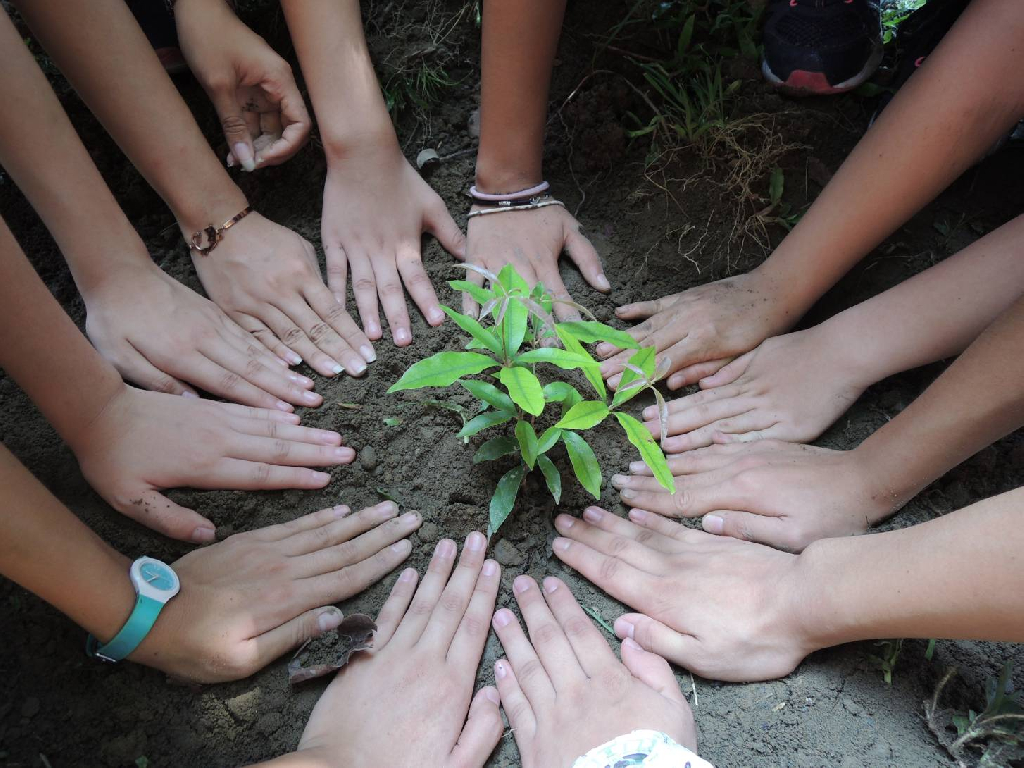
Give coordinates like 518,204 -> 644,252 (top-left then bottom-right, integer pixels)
209,89 -> 256,171
614,613 -> 694,668
248,605 -> 345,677
564,228 -> 609,292
699,351 -> 752,389
447,687 -> 504,768
702,510 -> 796,550
425,200 -> 467,259
620,637 -> 688,708
113,489 -> 215,543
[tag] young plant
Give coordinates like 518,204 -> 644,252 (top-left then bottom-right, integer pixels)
387,264 -> 675,535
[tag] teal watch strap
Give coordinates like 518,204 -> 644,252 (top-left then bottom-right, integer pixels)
86,594 -> 164,662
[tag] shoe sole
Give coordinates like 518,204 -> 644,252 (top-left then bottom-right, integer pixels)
762,42 -> 883,96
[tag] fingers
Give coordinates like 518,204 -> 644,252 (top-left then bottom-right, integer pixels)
283,294 -> 368,376
209,89 -> 256,172
447,688 -> 503,768
248,605 -> 345,678
254,504 -> 349,541
613,473 -> 746,519
461,267 -> 485,319
538,266 -> 580,322
424,198 -> 467,260
666,357 -> 734,390
233,314 -> 304,367
660,410 -> 777,454
540,576 -> 619,676
190,351 -> 312,411
619,637 -> 689,710
389,538 -> 458,647
282,501 -> 400,555
305,285 -> 376,365
494,657 -> 537,740
397,246 -> 445,328
447,557 -> 501,665
302,536 -> 414,607
292,511 -> 421,578
115,347 -> 196,397
701,510 -> 789,547
348,250 -> 382,340
550,536 -> 655,610
227,416 -> 341,446
257,304 -> 339,376
419,532 -> 488,649
553,511 -> 667,570
509,576 -> 586,689
113,489 -> 215,544
491,606 -> 556,704
253,74 -> 310,167
563,227 -> 609,292
205,458 -> 332,490
613,613 -> 698,670
614,297 -> 669,320
323,243 -> 348,306
698,351 -> 751,389
372,568 -> 419,648
215,401 -> 301,424
224,434 -> 354,467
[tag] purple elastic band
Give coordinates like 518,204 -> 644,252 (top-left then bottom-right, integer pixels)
469,181 -> 550,202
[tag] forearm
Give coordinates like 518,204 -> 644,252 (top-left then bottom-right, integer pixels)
0,445 -> 135,642
855,291 -> 1024,511
757,0 -> 1024,318
0,10 -> 155,296
475,0 -> 566,192
0,218 -> 124,446
14,0 -> 247,234
799,487 -> 1024,647
281,0 -> 396,159
820,214 -> 1024,388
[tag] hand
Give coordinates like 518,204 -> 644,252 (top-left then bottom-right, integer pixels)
491,575 -> 697,768
463,204 -> 609,321
83,264 -> 321,410
596,270 -> 794,390
69,385 -> 354,542
614,442 -> 890,551
191,212 -> 374,377
133,502 -> 420,683
321,141 -> 465,345
292,533 -> 504,768
175,0 -> 310,170
551,506 -> 815,682
641,328 -> 869,452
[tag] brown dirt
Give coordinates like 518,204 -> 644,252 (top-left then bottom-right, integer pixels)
2,1 -> 1024,766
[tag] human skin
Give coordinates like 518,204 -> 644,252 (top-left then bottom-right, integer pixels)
550,495 -> 1024,683
13,0 -> 373,377
462,0 -> 609,322
614,287 -> 1024,551
640,213 -> 1024,451
280,0 -> 466,346
0,8 -> 318,409
0,445 -> 421,683
253,535 -> 505,768
596,0 -> 1024,389
0,218 -> 353,542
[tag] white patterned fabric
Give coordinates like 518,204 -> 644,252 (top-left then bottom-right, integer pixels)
572,729 -> 714,768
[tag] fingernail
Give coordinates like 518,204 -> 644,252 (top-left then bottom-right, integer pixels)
181,390 -> 199,399
333,505 -> 350,518
614,617 -> 635,639
583,507 -> 603,523
192,526 -> 215,543
542,577 -> 559,593
400,567 -> 417,582
611,474 -> 627,488
437,539 -> 457,559
226,153 -> 235,168
331,363 -> 344,375
391,539 -> 411,553
482,559 -> 498,577
555,514 -> 574,530
366,321 -> 381,338
513,575 -> 532,594
301,391 -> 321,406
628,508 -> 648,524
552,537 -> 570,553
275,357 -> 289,367
484,687 -> 500,705
288,372 -> 312,386
494,659 -> 508,679
275,400 -> 292,412
349,359 -> 366,375
286,351 -> 303,365
629,461 -> 646,473
312,471 -> 332,483
317,607 -> 343,632
394,327 -> 411,345
334,447 -> 354,460
595,273 -> 611,291
467,531 -> 485,551
622,637 -> 641,650
360,344 -> 376,363
642,406 -> 656,419
703,514 -> 724,534
378,501 -> 398,517
428,307 -> 444,325
233,142 -> 256,172
401,511 -> 420,524
492,610 -> 512,629
620,489 -> 636,500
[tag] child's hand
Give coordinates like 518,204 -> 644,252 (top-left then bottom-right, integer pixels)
596,271 -> 794,390
321,141 -> 464,345
133,502 -> 420,683
551,506 -> 814,683
292,534 -> 503,768
174,0 -> 310,170
490,574 -> 697,768
462,205 -> 608,321
84,264 -> 319,410
190,212 -> 374,377
642,327 -> 870,452
68,386 -> 354,542
615,442 -> 889,552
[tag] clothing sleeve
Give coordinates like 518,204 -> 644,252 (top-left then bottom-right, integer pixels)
571,729 -> 714,768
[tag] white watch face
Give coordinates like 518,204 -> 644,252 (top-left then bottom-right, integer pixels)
130,557 -> 181,602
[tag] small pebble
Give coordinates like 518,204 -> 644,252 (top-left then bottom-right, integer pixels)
494,539 -> 524,567
359,446 -> 378,472
418,522 -> 439,543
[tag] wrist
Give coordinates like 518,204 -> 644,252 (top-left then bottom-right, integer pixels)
82,549 -> 137,643
849,438 -> 919,521
63,377 -> 130,457
322,121 -> 398,166
175,187 -> 251,241
473,159 -> 543,196
788,537 -> 854,652
808,317 -> 885,392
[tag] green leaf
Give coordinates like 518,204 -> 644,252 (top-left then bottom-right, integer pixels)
490,464 -> 526,535
449,280 -> 493,305
561,430 -> 602,499
677,13 -> 695,56
474,436 -> 518,463
555,401 -> 610,430
557,321 -> 640,350
615,346 -> 655,396
460,379 -> 516,413
458,410 -> 514,438
769,166 -> 784,207
543,382 -> 583,408
442,306 -> 503,356
515,420 -> 539,469
497,263 -> 530,294
515,348 -> 601,370
499,366 -> 545,416
614,412 -> 675,493
536,454 -> 562,504
500,299 -> 529,357
537,426 -> 561,455
388,351 -> 498,392
555,326 -> 607,400
383,416 -> 402,427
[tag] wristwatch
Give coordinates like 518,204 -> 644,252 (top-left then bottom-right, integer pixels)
86,557 -> 180,663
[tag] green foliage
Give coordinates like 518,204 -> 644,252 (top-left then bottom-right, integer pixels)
870,638 -> 904,686
388,265 -> 675,535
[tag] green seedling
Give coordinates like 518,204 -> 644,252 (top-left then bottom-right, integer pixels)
388,264 -> 675,535
383,416 -> 403,427
871,638 -> 904,685
583,604 -> 615,636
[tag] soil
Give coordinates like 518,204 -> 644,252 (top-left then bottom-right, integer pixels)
2,1 -> 1024,767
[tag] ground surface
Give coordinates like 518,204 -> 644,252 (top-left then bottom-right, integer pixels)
1,1 -> 1023,766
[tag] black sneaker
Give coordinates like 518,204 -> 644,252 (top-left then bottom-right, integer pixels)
762,0 -> 883,96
